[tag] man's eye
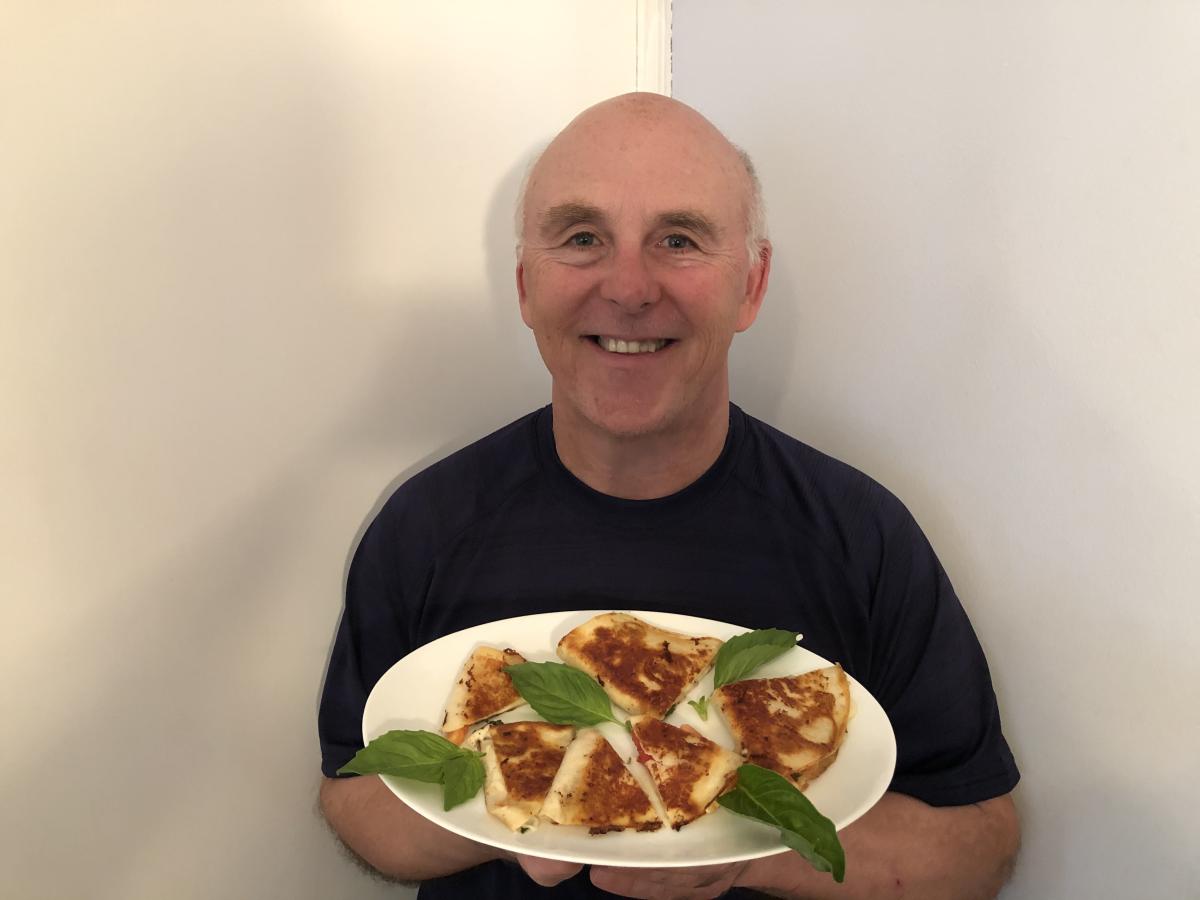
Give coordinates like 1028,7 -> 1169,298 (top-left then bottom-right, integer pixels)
663,234 -> 695,251
568,232 -> 598,247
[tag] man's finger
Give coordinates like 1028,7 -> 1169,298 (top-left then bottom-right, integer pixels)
515,853 -> 584,887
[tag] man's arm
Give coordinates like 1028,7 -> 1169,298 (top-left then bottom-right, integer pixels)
319,775 -> 507,882
536,791 -> 1019,900
739,791 -> 1019,900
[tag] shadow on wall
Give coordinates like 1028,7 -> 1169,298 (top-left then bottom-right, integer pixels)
336,150 -> 547,557
1,245 -> 544,900
1,119 -> 546,893
729,250 -> 801,424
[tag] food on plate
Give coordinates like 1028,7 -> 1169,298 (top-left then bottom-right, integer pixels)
360,614 -> 854,883
441,645 -> 529,744
711,664 -> 852,790
556,612 -> 722,717
629,715 -> 741,830
465,721 -> 576,831
540,728 -> 662,833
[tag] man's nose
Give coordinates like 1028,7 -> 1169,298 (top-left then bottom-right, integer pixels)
599,246 -> 660,311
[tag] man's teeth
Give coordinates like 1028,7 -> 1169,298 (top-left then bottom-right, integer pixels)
599,337 -> 669,354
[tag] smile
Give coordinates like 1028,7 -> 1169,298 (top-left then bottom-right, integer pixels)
587,336 -> 674,354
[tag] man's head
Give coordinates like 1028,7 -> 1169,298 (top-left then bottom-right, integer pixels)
515,93 -> 772,440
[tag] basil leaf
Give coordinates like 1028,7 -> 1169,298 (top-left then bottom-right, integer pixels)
441,752 -> 486,811
337,729 -> 487,811
687,695 -> 709,721
712,629 -> 799,689
717,765 -> 845,883
336,729 -> 462,781
504,661 -> 620,727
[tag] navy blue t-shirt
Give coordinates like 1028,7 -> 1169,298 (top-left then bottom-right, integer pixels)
318,405 -> 1019,897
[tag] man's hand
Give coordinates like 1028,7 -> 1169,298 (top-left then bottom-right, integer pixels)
515,856 -> 750,898
514,854 -> 583,887
589,861 -> 752,899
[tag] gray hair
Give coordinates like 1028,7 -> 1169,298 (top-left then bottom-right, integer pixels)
514,145 -> 769,266
735,145 -> 770,266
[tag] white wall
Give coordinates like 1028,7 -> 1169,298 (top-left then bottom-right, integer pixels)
674,2 -> 1199,897
7,3 -> 1197,897
0,4 -> 639,897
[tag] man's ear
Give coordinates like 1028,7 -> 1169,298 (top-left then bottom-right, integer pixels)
516,262 -> 533,328
735,240 -> 772,333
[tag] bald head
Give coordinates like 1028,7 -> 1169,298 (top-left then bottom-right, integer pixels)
515,93 -> 766,263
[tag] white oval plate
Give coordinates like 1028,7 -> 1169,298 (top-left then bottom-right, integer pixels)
362,610 -> 896,868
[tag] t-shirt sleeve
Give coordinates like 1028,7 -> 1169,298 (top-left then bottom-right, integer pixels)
864,503 -> 1020,807
317,510 -> 414,778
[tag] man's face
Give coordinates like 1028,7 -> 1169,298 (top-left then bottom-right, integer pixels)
517,99 -> 770,439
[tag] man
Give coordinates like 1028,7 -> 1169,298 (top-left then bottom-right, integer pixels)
318,93 -> 1020,898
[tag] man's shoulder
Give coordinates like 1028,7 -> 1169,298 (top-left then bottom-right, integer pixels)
374,408 -> 546,538
735,408 -> 913,540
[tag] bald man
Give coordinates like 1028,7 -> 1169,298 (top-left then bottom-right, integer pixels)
318,94 -> 1020,899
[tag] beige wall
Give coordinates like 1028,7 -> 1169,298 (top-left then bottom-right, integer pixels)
0,3 -> 639,897
674,2 -> 1199,897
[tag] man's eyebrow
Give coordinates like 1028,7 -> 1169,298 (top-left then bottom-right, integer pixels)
536,204 -> 723,241
655,210 -> 722,240
538,202 -> 607,236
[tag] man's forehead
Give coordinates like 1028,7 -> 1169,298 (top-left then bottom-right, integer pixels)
521,94 -> 752,242
528,151 -> 745,223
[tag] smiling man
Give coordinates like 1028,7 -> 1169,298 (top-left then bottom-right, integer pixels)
515,98 -> 768,501
318,94 -> 1020,899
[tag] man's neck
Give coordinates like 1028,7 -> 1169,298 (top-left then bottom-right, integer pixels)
551,398 -> 731,501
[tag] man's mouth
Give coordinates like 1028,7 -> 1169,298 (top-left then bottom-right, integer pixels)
586,335 -> 675,355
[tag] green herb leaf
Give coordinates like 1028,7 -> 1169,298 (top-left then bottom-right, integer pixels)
687,695 -> 709,721
717,765 -> 845,883
504,661 -> 621,727
336,729 -> 463,781
441,752 -> 486,811
336,730 -> 487,811
712,629 -> 799,689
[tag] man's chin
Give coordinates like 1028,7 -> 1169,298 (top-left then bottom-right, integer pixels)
569,399 -> 680,441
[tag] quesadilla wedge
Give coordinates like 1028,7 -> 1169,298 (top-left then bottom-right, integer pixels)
629,715 -> 741,829
465,721 -> 575,831
441,645 -> 528,744
540,729 -> 662,833
711,664 -> 852,790
556,613 -> 722,717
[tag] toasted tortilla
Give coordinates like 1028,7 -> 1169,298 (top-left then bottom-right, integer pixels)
540,729 -> 662,834
629,715 -> 741,829
711,664 -> 852,790
556,613 -> 722,717
466,721 -> 575,831
441,645 -> 528,743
